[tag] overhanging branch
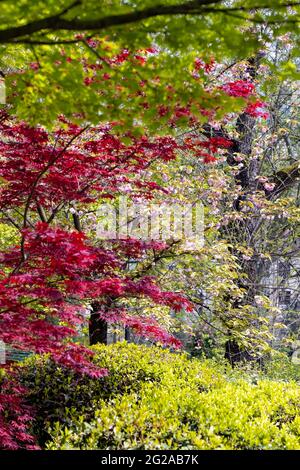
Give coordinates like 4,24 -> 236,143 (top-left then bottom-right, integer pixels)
0,1 -> 299,44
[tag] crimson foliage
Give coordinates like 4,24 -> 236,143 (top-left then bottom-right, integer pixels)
0,75 -> 263,448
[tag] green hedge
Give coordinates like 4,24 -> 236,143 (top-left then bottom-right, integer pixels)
47,380 -> 300,450
20,342 -> 223,445
19,342 -> 300,450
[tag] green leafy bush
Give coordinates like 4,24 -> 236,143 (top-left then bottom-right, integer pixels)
19,342 -> 300,450
264,354 -> 300,382
47,378 -> 300,450
47,380 -> 300,450
19,342 -> 223,445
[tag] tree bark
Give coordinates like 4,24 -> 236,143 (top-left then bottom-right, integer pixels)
203,54 -> 265,364
89,302 -> 108,345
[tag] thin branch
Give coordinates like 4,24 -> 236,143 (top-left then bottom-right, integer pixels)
22,125 -> 89,230
72,211 -> 82,232
0,209 -> 21,230
36,202 -> 47,222
14,125 -> 90,270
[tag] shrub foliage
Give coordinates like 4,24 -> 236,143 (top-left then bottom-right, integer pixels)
20,342 -> 300,450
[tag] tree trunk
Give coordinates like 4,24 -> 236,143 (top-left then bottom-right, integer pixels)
125,326 -> 131,342
203,54 -> 265,364
89,302 -> 108,345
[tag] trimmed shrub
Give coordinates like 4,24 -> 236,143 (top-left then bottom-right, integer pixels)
19,342 -> 223,445
46,377 -> 300,450
19,342 -> 300,450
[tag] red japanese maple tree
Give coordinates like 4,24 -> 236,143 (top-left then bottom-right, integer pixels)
0,112 -> 194,448
0,61 -> 266,448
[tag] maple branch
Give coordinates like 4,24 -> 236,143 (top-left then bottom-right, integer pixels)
36,202 -> 47,222
14,125 -> 90,269
0,209 -> 21,230
47,202 -> 65,224
0,1 -> 298,44
72,212 -> 82,232
22,125 -> 89,230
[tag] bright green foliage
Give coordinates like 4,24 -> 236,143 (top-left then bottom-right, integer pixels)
47,380 -> 300,450
0,223 -> 18,250
264,355 -> 300,383
4,44 -> 239,131
0,1 -> 299,128
20,342 -> 224,445
19,342 -> 300,450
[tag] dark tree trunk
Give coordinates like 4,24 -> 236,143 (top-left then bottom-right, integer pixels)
125,326 -> 131,342
204,54 -> 266,365
89,314 -> 108,345
89,302 -> 108,345
224,339 -> 253,366
225,339 -> 265,368
224,339 -> 242,367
